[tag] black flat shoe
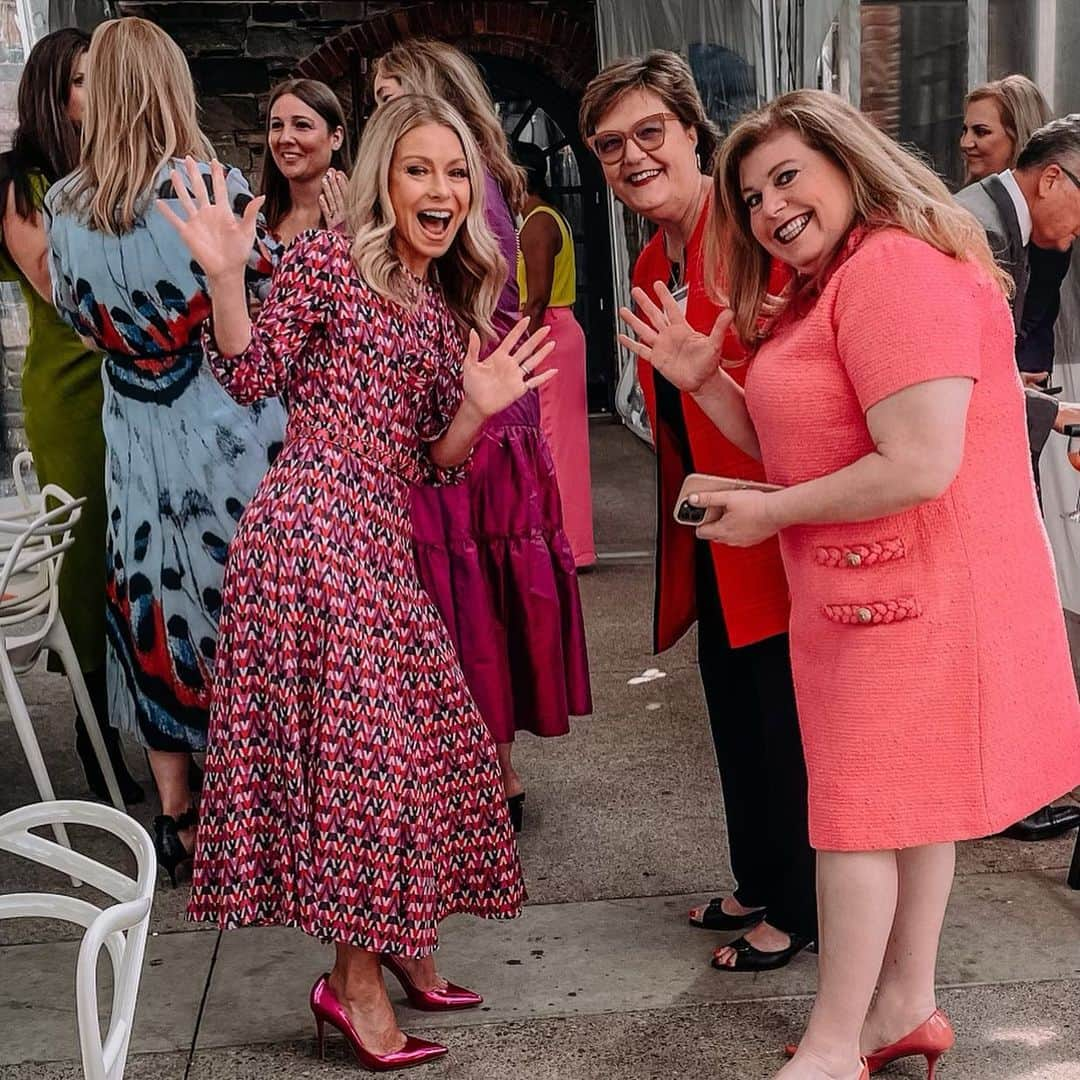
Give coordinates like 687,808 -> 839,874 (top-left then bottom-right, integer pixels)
997,804 -> 1080,842
507,793 -> 525,832
153,806 -> 197,887
710,933 -> 814,973
689,897 -> 767,932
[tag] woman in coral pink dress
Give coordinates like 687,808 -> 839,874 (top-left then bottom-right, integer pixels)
166,95 -> 554,1071
620,90 -> 1080,1080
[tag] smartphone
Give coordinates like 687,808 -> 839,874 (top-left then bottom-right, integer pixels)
673,472 -> 783,527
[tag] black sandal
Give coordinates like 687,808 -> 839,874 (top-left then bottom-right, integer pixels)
710,933 -> 814,972
689,897 -> 767,932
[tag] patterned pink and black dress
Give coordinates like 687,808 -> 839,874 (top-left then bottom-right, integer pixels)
187,231 -> 525,955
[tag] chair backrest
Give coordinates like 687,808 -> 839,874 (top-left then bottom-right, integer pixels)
0,486 -> 84,635
11,450 -> 34,510
0,801 -> 156,1080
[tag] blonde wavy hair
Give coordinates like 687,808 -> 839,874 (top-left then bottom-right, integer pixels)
372,39 -> 525,213
709,90 -> 1011,345
59,17 -> 214,234
966,74 -> 1051,170
347,94 -> 504,341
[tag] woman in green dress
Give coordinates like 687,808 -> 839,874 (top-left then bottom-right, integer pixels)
0,27 -> 142,803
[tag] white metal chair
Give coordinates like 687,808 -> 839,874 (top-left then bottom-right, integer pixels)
0,473 -> 124,860
0,800 -> 155,1080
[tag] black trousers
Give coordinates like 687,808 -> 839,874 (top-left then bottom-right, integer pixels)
695,546 -> 817,940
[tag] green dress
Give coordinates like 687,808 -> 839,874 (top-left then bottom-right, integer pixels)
0,171 -> 105,674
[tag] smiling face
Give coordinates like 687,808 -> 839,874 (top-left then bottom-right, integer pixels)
960,98 -> 1015,181
738,127 -> 856,278
66,50 -> 88,126
388,122 -> 471,278
592,89 -> 702,224
374,72 -> 405,106
1027,161 -> 1080,250
268,93 -> 343,185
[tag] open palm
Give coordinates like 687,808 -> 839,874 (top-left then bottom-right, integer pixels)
617,281 -> 732,393
463,318 -> 557,419
157,157 -> 264,280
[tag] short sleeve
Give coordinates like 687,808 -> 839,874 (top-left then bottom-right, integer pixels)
834,231 -> 987,412
417,304 -> 470,485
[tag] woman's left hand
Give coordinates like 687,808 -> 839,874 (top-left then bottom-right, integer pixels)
319,168 -> 348,229
462,317 -> 557,418
692,488 -> 783,547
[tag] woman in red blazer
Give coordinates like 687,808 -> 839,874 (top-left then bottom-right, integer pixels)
581,52 -> 816,971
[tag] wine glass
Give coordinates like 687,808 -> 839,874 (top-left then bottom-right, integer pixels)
1064,424 -> 1080,522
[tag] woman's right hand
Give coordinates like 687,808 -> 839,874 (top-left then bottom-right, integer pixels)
157,157 -> 264,280
617,281 -> 732,393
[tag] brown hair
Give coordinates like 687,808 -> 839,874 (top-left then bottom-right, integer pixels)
260,78 -> 352,233
59,17 -> 214,234
965,75 -> 1051,168
2,28 -> 89,220
579,50 -> 721,171
372,39 -> 525,213
710,89 -> 1010,345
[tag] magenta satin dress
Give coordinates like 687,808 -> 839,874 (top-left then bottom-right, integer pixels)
411,174 -> 592,744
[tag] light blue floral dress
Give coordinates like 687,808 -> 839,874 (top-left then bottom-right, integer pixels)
44,160 -> 285,752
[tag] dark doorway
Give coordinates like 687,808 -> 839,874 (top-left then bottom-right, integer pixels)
472,54 -> 615,414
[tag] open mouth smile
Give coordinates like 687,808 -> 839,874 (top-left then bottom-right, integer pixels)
417,209 -> 453,239
775,212 -> 812,244
627,168 -> 662,187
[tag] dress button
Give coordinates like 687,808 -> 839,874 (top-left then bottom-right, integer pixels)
856,607 -> 873,624
845,552 -> 862,567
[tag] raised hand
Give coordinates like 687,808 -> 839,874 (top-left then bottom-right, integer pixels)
319,168 -> 349,230
617,281 -> 733,393
157,157 -> 264,281
463,317 -> 557,419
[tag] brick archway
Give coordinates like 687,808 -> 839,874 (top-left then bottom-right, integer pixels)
296,2 -> 596,94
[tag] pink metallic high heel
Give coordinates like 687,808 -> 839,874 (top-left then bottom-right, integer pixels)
380,953 -> 484,1011
309,974 -> 447,1071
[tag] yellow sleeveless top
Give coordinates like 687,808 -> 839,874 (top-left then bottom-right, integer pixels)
516,204 -> 576,308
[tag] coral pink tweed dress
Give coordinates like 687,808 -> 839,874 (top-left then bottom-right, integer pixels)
744,228 -> 1080,851
187,232 -> 524,953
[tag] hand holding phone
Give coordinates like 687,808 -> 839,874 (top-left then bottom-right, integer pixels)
673,472 -> 783,527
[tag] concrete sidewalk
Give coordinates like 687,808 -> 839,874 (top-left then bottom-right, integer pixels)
2,421 -> 1079,1079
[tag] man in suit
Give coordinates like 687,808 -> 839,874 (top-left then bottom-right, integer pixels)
958,114 -> 1080,842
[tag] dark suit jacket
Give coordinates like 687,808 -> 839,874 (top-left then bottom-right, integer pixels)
956,174 -> 1055,462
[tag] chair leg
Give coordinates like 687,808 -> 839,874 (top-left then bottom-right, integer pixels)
1069,829 -> 1080,890
0,648 -> 76,862
47,620 -> 125,810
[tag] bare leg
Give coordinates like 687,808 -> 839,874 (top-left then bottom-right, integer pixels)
860,842 -> 955,1053
394,954 -> 450,992
328,944 -> 406,1056
496,741 -> 524,798
777,850 -> 898,1079
147,748 -> 195,848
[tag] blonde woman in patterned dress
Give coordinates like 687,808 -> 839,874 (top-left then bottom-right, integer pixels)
170,95 -> 553,1070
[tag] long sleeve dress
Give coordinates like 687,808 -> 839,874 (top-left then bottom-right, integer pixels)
186,230 -> 524,954
44,160 -> 285,752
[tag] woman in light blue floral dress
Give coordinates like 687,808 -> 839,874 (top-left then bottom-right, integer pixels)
43,17 -> 284,881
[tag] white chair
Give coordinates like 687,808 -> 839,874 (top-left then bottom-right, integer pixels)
0,800 -> 155,1080
0,478 -> 124,860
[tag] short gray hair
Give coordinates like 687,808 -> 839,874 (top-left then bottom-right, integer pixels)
1016,114 -> 1080,172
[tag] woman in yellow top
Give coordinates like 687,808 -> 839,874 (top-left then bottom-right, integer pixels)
515,142 -> 595,567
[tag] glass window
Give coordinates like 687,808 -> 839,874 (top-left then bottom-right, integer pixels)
860,1 -> 968,186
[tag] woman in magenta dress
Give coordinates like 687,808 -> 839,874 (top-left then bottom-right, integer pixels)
168,95 -> 554,1071
373,40 -> 591,830
620,90 -> 1080,1080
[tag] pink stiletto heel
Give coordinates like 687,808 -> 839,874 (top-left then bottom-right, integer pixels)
309,973 -> 447,1071
380,953 -> 483,1011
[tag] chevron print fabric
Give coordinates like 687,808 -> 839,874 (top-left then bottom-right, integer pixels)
187,231 -> 525,954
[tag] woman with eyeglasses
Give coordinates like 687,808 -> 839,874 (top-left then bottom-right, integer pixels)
580,52 -> 816,973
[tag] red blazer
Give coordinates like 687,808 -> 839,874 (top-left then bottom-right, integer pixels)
632,204 -> 791,651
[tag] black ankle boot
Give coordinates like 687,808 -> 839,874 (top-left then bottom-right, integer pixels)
74,667 -> 145,805
153,806 -> 198,887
